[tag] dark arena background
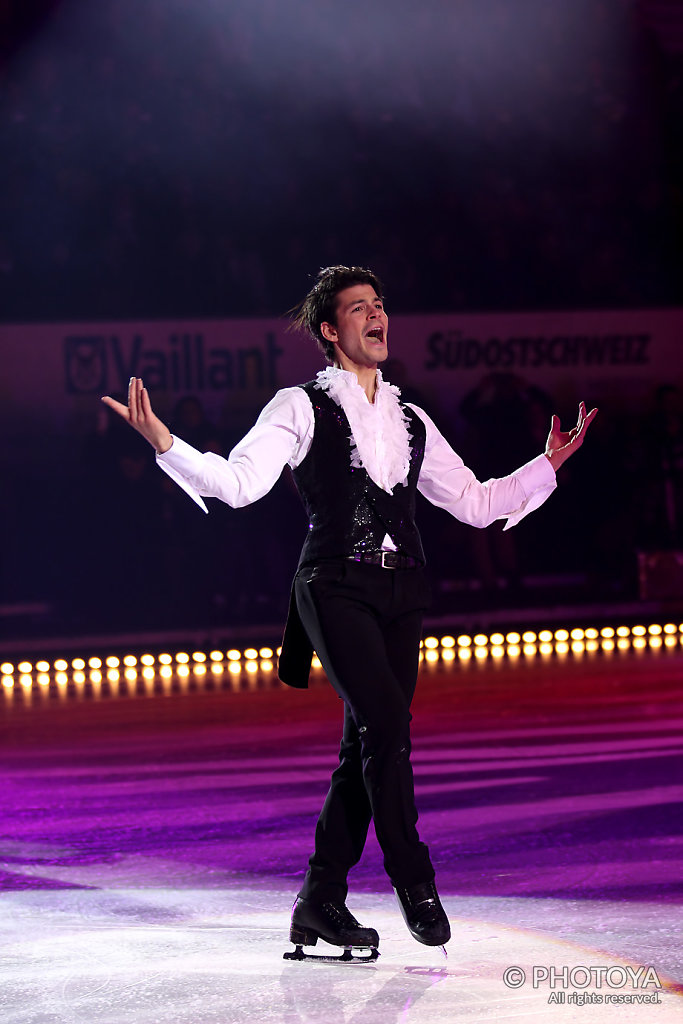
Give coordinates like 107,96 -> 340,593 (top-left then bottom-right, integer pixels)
1,2 -> 682,1022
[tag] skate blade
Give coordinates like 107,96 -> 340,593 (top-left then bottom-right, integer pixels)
283,944 -> 379,964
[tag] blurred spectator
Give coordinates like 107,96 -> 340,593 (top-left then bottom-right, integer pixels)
642,385 -> 683,548
459,373 -> 554,598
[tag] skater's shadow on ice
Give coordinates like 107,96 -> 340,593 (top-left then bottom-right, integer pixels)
279,964 -> 449,1022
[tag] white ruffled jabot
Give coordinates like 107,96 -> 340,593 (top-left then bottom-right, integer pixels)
313,367 -> 413,493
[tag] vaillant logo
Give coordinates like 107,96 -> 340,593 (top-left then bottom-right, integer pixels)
64,332 -> 284,395
64,336 -> 109,393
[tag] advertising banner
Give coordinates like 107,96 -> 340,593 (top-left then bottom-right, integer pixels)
2,307 -> 681,465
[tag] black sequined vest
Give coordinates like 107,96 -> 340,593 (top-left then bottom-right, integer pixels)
292,381 -> 426,568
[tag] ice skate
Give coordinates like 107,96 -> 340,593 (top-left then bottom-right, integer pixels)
283,897 -> 380,963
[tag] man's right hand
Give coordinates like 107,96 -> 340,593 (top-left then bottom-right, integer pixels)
101,377 -> 173,454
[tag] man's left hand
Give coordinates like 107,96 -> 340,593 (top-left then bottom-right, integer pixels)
544,402 -> 598,472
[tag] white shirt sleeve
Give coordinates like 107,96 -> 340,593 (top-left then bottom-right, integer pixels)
155,387 -> 315,513
408,403 -> 557,531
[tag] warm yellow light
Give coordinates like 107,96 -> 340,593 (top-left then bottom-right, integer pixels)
523,644 -> 537,657
473,634 -> 488,647
442,649 -> 455,661
601,639 -> 615,652
647,623 -> 662,635
193,663 -> 207,676
123,655 -> 137,667
1,662 -> 14,675
538,630 -> 553,642
107,669 -> 120,682
72,658 -> 86,670
616,626 -> 630,637
36,661 -> 50,672
228,662 -> 240,675
554,629 -> 569,642
505,632 -> 521,645
311,655 -> 322,669
140,654 -> 155,666
457,635 -> 472,647
507,645 -> 521,658
522,630 -> 537,643
458,648 -> 472,661
665,635 -> 677,648
88,657 -> 102,669
585,628 -> 599,640
177,664 -> 190,678
245,661 -> 258,674
491,646 -> 505,659
424,637 -> 439,649
441,635 -> 455,648
18,661 -> 32,673
37,673 -> 50,686
106,656 -> 120,668
20,674 -> 32,688
192,651 -> 206,663
176,652 -> 189,663
474,647 -> 488,660
556,642 -> 569,656
425,649 -> 439,663
633,637 -> 647,649
539,643 -> 553,655
259,647 -> 274,658
663,623 -> 677,634
211,662 -> 223,675
570,628 -> 584,640
261,659 -> 274,672
124,668 -> 137,682
90,670 -> 102,684
490,633 -> 505,646
142,667 -> 155,680
160,665 -> 172,679
571,641 -> 585,654
73,671 -> 86,684
276,647 -> 282,656
2,676 -> 14,689
648,636 -> 662,649
227,650 -> 241,661
617,637 -> 630,650
159,653 -> 173,665
600,626 -> 615,638
586,640 -> 599,653
632,625 -> 646,636
245,648 -> 258,660
54,659 -> 68,671
210,650 -> 224,662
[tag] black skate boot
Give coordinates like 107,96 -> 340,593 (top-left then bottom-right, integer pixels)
284,897 -> 380,963
394,881 -> 450,951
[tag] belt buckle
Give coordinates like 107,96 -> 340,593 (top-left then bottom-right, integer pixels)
380,550 -> 396,569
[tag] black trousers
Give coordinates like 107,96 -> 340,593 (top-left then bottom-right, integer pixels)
294,558 -> 435,905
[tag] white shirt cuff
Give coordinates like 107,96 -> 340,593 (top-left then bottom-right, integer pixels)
502,453 -> 557,530
156,436 -> 209,514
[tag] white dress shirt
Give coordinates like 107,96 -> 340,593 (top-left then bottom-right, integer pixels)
156,367 -> 557,538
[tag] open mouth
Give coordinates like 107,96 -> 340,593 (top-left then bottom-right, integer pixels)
366,327 -> 384,342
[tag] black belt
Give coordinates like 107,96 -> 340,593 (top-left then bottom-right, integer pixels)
347,551 -> 421,570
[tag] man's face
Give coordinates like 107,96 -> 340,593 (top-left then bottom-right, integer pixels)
320,284 -> 389,371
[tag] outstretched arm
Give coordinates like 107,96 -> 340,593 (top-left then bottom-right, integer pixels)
544,402 -> 598,473
410,399 -> 597,531
102,378 -> 314,512
101,376 -> 173,454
